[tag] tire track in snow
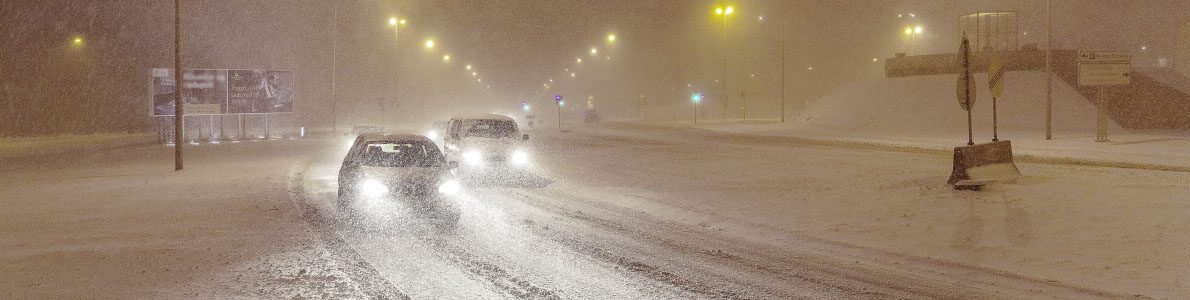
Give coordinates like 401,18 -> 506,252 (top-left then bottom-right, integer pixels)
293,159 -> 564,299
286,161 -> 411,300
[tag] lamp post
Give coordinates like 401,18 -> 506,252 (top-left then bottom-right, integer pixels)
716,6 -> 733,121
387,17 -> 406,129
905,26 -> 922,54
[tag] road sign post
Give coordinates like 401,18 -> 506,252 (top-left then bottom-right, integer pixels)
956,32 -> 976,146
988,53 -> 1006,141
555,94 -> 563,129
1077,51 -> 1131,142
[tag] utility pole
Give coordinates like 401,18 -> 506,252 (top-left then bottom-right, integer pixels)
1045,0 -> 1053,140
331,2 -> 338,134
173,0 -> 183,171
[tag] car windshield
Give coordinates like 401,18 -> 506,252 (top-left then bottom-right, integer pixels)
464,120 -> 517,138
359,141 -> 442,168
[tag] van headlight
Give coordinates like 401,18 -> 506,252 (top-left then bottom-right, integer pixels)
437,179 -> 461,195
463,151 -> 483,166
511,150 -> 529,165
359,179 -> 388,197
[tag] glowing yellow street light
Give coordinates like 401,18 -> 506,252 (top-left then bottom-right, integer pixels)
72,37 -> 83,46
590,48 -> 598,55
570,72 -> 576,77
607,34 -> 616,41
443,55 -> 450,61
904,27 -> 912,34
389,17 -> 397,25
424,39 -> 435,48
399,19 -> 406,25
471,71 -> 477,76
576,58 -> 582,63
465,64 -> 472,70
726,7 -> 733,14
914,26 -> 922,34
716,8 -> 723,14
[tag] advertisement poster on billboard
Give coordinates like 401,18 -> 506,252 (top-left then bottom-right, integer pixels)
151,69 -> 177,116
227,70 -> 294,114
152,69 -> 229,116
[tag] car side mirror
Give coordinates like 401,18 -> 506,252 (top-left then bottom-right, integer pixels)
522,134 -> 530,141
447,161 -> 459,169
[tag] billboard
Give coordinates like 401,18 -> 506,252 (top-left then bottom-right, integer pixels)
227,70 -> 294,114
152,68 -> 293,116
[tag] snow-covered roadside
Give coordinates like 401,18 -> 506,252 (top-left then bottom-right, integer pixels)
0,133 -> 158,161
691,121 -> 1190,172
530,123 -> 1190,298
0,139 -> 362,299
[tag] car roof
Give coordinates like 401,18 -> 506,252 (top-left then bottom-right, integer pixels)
356,133 -> 431,143
450,113 -> 514,121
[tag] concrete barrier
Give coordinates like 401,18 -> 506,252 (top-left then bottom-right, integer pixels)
948,140 -> 1021,186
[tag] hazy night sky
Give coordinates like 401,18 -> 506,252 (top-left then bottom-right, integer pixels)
2,0 -> 1186,135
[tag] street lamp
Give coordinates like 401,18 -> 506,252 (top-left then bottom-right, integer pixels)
607,34 -> 616,41
465,64 -> 472,70
590,48 -> 598,55
904,26 -> 923,54
72,37 -> 83,46
576,58 -> 582,63
716,5 -> 734,120
443,54 -> 450,61
425,39 -> 434,48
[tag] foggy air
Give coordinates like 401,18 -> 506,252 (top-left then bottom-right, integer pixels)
2,0 -> 1190,299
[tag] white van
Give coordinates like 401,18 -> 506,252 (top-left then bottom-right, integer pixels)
443,114 -> 530,168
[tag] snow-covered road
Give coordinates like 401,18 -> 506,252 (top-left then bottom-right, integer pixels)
3,123 -> 1186,299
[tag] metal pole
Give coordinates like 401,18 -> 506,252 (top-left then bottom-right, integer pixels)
1096,86 -> 1108,142
780,3 -> 786,123
173,0 -> 183,171
992,97 -> 999,141
1045,0 -> 1053,140
331,2 -> 338,134
556,102 -> 561,129
722,13 -> 729,121
963,37 -> 973,146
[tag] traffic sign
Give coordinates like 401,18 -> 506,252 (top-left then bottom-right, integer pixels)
1078,63 -> 1131,86
1078,51 -> 1131,86
1079,51 -> 1130,63
988,54 -> 1006,98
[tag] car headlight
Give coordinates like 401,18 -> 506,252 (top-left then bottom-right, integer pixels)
463,150 -> 483,166
359,179 -> 388,197
437,179 -> 461,195
511,150 -> 529,165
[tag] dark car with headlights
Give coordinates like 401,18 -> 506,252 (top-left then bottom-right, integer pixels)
338,134 -> 460,226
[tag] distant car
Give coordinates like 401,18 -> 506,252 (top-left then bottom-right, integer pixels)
425,121 -> 449,145
583,110 -> 600,123
442,114 -> 531,170
346,125 -> 384,136
338,134 -> 461,226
